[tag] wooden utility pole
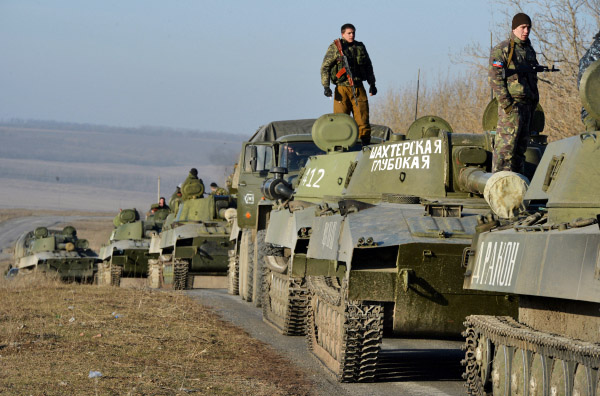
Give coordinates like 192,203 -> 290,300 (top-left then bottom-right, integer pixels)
414,69 -> 420,121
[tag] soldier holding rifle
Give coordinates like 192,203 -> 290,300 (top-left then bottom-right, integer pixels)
489,13 -> 541,174
321,23 -> 377,145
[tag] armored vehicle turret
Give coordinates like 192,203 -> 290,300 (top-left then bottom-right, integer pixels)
462,62 -> 600,396
97,207 -> 168,286
11,225 -> 98,281
148,178 -> 237,290
261,111 -> 545,382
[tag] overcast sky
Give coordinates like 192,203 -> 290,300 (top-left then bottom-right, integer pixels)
0,0 -> 507,135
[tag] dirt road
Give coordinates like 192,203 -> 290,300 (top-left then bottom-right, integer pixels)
188,289 -> 466,396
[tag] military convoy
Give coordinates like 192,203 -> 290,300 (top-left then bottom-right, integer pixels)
10,225 -> 98,281
148,177 -> 236,290
258,111 -> 549,382
461,62 -> 600,396
97,207 -> 168,286
227,118 -> 394,310
11,59 -> 599,392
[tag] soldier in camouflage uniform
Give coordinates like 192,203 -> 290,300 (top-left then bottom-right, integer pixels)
209,182 -> 227,195
578,31 -> 600,131
321,23 -> 377,145
169,185 -> 182,213
489,13 -> 539,173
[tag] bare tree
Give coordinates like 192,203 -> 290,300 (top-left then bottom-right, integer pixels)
372,0 -> 600,140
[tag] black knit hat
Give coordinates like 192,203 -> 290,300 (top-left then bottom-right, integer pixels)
512,13 -> 532,30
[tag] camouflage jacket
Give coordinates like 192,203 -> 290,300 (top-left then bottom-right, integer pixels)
578,31 -> 600,121
489,34 -> 539,109
210,187 -> 228,195
321,39 -> 375,87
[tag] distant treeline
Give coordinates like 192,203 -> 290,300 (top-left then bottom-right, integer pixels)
0,118 -> 246,140
0,122 -> 244,167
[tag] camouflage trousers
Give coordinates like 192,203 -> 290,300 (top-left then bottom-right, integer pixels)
492,102 -> 535,174
334,83 -> 371,139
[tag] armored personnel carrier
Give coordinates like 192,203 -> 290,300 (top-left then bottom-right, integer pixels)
149,177 -> 236,290
97,207 -> 168,286
230,118 -> 393,309
11,225 -> 98,281
261,111 -> 546,382
462,63 -> 600,396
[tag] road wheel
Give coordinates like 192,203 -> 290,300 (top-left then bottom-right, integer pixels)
227,249 -> 239,295
252,230 -> 280,307
238,229 -> 253,301
147,258 -> 162,289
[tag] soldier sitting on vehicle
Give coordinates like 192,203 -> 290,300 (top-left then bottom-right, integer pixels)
157,196 -> 170,211
209,182 -> 227,195
181,168 -> 205,201
169,185 -> 182,212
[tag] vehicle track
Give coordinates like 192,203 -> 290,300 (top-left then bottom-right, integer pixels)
188,288 -> 466,396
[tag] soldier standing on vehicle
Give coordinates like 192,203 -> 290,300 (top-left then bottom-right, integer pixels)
321,23 -> 377,146
489,13 -> 539,173
579,31 -> 600,132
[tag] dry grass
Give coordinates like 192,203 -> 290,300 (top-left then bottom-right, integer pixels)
371,68 -> 585,142
0,275 -> 313,396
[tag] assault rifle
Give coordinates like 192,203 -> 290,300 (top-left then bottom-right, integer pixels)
333,39 -> 358,106
503,64 -> 560,79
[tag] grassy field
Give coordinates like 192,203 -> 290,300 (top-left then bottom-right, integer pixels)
0,210 -> 313,395
0,276 -> 313,396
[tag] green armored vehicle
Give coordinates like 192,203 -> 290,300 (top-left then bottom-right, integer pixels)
229,120 -> 325,304
149,171 -> 237,290
10,226 -> 97,281
462,64 -> 600,396
261,114 -> 368,335
262,112 -> 546,382
230,119 -> 393,309
97,207 -> 168,286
